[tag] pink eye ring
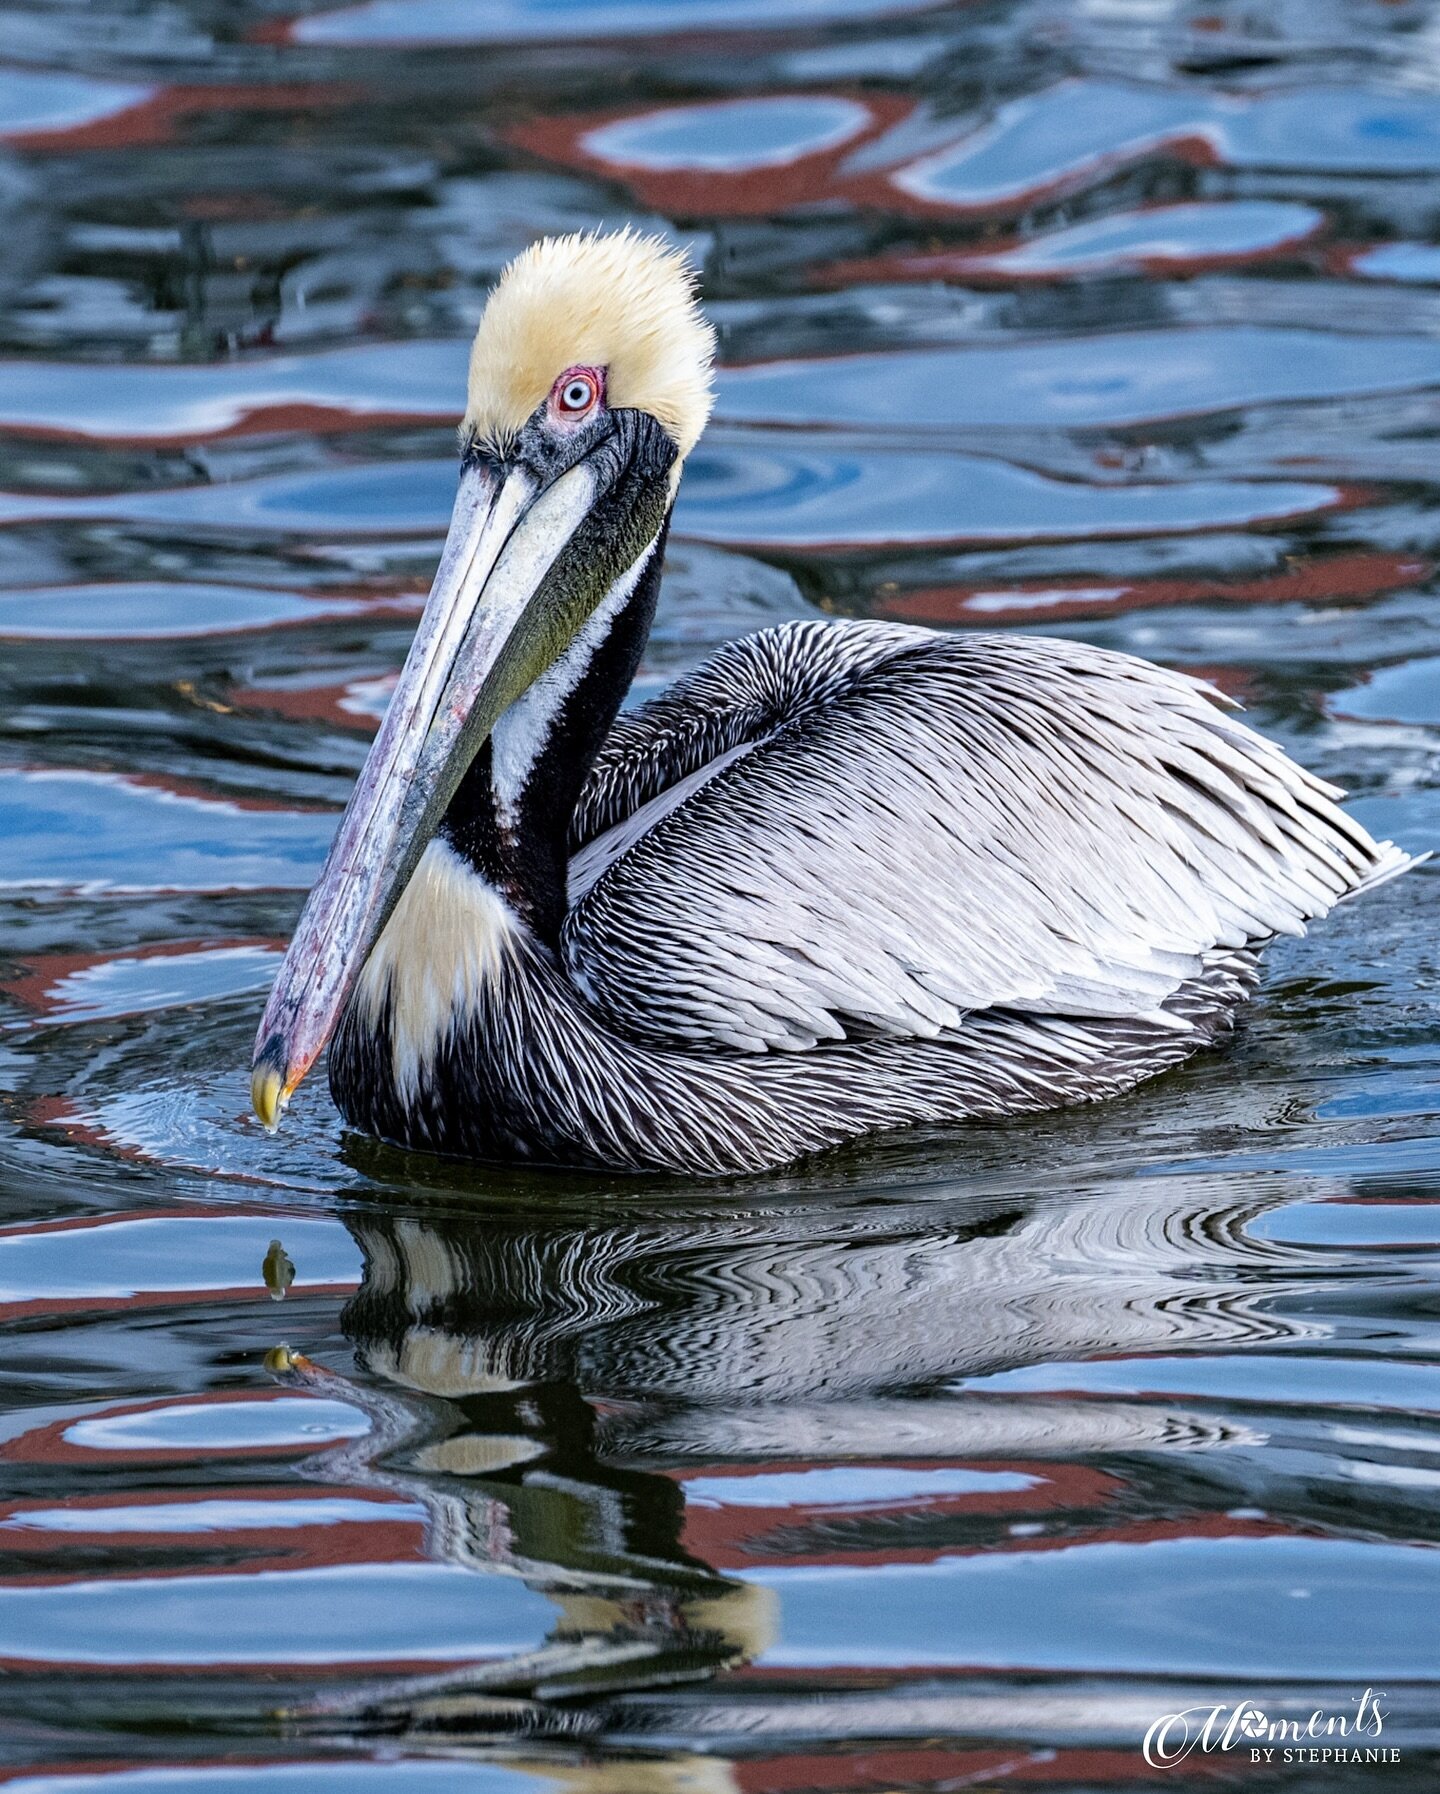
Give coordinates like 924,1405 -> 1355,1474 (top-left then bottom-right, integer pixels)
554,368 -> 600,415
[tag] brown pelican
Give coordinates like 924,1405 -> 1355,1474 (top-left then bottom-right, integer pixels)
251,230 -> 1416,1176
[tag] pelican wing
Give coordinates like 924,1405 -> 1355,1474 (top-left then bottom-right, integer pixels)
564,621 -> 1409,1053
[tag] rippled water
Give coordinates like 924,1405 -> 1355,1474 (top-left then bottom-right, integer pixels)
0,0 -> 1438,1786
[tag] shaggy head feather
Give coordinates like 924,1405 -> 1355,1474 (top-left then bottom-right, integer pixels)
464,229 -> 715,459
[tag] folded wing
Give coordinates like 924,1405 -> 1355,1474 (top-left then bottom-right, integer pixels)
564,621 -> 1409,1053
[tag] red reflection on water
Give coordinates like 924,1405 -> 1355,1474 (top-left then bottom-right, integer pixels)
0,580 -> 413,642
0,1747 -> 1225,1789
505,94 -> 909,217
676,1458 -> 1121,1571
74,765 -> 332,816
872,550 -> 1428,627
4,938 -> 279,1020
864,135 -> 1223,218
231,669 -> 403,733
822,207 -> 1325,287
733,1742 -> 1216,1790
674,1457 -> 1297,1573
0,1236 -> 351,1324
9,82 -> 359,154
0,1390 -> 361,1468
0,1486 -> 424,1573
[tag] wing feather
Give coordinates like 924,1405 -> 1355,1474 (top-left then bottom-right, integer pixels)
563,621 -> 1413,1054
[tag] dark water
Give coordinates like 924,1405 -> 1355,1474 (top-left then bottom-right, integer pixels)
0,0 -> 1438,1786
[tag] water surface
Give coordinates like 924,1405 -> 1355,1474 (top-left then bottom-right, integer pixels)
0,0 -> 1438,1787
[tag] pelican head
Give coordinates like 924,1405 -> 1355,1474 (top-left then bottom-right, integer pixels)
251,230 -> 715,1130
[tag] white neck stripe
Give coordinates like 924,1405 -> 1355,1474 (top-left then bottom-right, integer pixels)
489,533 -> 660,822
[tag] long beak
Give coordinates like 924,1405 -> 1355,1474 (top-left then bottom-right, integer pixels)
250,449 -> 615,1132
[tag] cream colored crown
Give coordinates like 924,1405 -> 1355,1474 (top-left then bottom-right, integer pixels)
464,229 -> 716,459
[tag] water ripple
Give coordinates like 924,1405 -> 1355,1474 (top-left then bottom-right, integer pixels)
0,0 -> 1436,1783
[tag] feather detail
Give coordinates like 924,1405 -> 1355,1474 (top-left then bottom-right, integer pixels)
563,621 -> 1414,1055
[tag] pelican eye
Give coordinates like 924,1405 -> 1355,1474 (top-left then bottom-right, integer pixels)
555,371 -> 599,415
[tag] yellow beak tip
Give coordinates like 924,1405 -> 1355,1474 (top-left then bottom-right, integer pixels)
251,1064 -> 287,1134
